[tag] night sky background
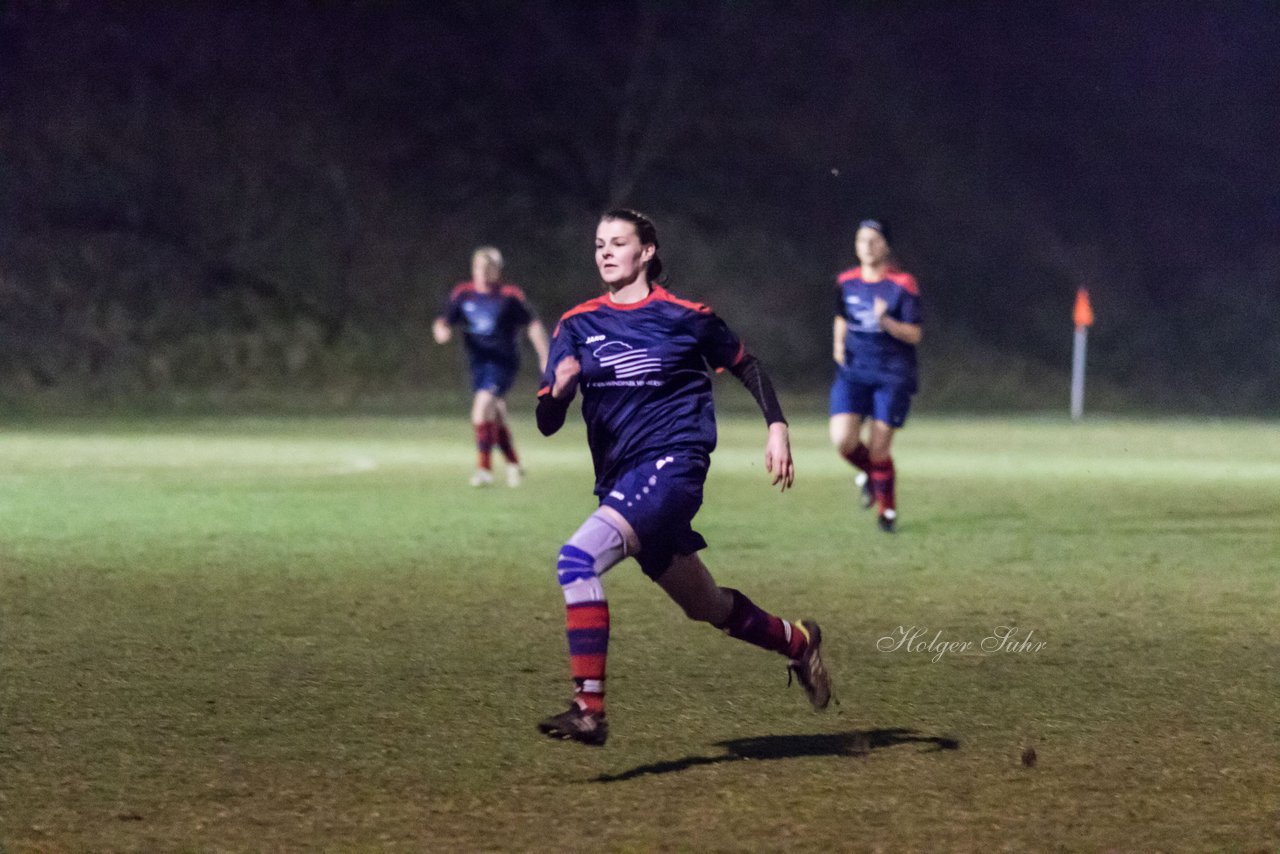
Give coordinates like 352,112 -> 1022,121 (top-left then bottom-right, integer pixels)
1,2 -> 1277,412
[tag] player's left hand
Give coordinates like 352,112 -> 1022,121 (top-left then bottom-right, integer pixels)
551,355 -> 582,400
764,422 -> 794,492
873,297 -> 888,323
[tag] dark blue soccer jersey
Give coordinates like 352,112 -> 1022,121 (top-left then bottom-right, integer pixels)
538,286 -> 746,497
442,283 -> 535,366
834,267 -> 923,391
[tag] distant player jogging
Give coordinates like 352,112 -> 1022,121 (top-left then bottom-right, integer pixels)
829,219 -> 923,533
433,247 -> 550,487
534,209 -> 832,746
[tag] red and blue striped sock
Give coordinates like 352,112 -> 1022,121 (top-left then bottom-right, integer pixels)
566,601 -> 609,714
842,441 -> 872,473
494,422 -> 519,465
871,457 -> 896,514
474,422 -> 494,470
718,588 -> 807,659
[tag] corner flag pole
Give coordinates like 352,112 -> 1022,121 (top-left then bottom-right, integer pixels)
1070,287 -> 1094,421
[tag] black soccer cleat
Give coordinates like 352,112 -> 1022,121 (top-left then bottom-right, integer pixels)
788,620 -> 833,711
537,704 -> 608,747
855,471 -> 875,510
877,508 -> 897,533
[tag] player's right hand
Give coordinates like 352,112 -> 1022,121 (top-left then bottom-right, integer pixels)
764,422 -> 795,492
431,318 -> 451,344
552,356 -> 581,400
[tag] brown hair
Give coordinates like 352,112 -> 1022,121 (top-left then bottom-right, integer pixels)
600,208 -> 664,283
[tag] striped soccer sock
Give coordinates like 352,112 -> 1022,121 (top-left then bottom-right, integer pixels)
558,544 -> 609,715
494,422 -> 519,465
718,588 -> 807,659
871,457 -> 896,513
566,602 -> 609,714
474,422 -> 494,470
843,441 -> 872,473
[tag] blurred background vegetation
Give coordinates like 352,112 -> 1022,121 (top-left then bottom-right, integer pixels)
1,3 -> 1276,415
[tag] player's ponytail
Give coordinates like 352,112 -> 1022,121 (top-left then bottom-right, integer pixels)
600,208 -> 665,283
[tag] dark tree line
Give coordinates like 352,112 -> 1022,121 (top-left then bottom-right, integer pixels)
1,2 -> 1277,412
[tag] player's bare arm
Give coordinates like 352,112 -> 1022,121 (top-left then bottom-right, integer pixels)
832,316 -> 847,365
528,319 -> 551,373
432,317 -> 452,344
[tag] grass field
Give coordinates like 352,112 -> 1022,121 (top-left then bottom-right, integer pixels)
1,412 -> 1278,852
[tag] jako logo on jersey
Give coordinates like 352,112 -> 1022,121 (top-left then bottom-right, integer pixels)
585,334 -> 606,344
592,341 -> 662,378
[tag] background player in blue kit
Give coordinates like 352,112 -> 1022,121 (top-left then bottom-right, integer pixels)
433,246 -> 550,487
534,209 -> 832,746
829,219 -> 923,533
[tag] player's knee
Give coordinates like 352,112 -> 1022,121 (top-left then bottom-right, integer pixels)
828,421 -> 848,448
556,512 -> 629,604
557,543 -> 605,605
472,392 -> 496,422
864,428 -> 890,460
830,418 -> 863,454
868,439 -> 892,462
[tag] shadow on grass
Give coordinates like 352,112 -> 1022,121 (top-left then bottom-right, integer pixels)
594,728 -> 960,783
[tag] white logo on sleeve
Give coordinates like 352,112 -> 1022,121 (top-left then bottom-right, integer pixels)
593,341 -> 662,379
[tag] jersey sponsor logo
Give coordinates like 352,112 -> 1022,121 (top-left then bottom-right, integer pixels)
593,341 -> 662,379
845,295 -> 879,332
461,301 -> 496,335
585,334 -> 606,344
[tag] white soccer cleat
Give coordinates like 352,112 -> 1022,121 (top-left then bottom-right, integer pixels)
469,469 -> 494,487
506,465 -> 524,487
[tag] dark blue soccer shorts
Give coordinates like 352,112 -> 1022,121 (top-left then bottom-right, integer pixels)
829,372 -> 914,428
600,453 -> 709,580
469,359 -> 518,395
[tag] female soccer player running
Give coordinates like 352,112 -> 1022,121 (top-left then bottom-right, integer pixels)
433,247 -> 550,487
829,220 -> 923,533
534,209 -> 832,746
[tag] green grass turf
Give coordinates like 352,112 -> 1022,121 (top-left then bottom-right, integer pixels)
1,413 -> 1278,851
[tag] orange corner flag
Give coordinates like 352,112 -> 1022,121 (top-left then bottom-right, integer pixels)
1073,287 -> 1094,328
